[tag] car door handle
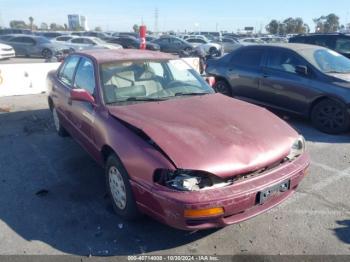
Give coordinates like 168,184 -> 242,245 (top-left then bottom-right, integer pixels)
262,74 -> 270,78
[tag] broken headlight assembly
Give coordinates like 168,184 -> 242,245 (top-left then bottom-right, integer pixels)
286,135 -> 305,161
154,169 -> 233,192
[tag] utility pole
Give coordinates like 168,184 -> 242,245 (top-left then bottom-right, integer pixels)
154,8 -> 159,35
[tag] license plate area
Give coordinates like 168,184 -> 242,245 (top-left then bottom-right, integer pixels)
257,180 -> 290,205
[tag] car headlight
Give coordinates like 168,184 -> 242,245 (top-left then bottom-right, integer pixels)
287,135 -> 305,160
154,169 -> 233,192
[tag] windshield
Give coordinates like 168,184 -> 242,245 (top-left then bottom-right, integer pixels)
100,59 -> 214,104
300,48 -> 350,74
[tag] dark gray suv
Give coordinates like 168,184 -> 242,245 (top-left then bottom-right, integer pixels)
206,43 -> 350,134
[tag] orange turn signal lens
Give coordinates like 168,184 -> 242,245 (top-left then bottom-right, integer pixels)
184,207 -> 224,218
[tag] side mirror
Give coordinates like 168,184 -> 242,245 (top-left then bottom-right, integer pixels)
295,65 -> 308,76
70,89 -> 95,104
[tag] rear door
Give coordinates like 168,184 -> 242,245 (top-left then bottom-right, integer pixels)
52,55 -> 81,132
226,46 -> 265,102
259,48 -> 316,115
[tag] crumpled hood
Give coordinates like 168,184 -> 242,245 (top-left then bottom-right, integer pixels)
108,94 -> 298,178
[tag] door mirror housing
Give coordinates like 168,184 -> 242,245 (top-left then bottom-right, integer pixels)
70,89 -> 95,104
295,65 -> 308,76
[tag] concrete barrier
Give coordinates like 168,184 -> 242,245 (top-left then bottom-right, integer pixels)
0,63 -> 60,97
0,57 -> 200,98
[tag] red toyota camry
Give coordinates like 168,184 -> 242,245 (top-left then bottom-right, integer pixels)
47,49 -> 309,230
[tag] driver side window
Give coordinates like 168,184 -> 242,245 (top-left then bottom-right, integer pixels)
266,49 -> 306,74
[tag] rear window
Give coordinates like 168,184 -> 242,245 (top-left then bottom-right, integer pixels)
335,38 -> 350,55
231,48 -> 264,68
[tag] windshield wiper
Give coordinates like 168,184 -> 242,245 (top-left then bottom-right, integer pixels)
125,97 -> 168,102
174,92 -> 210,97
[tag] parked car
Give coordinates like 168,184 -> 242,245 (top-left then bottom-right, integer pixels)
217,37 -> 241,53
206,43 -> 350,134
47,49 -> 309,230
107,36 -> 160,51
0,42 -> 15,59
186,37 -> 223,56
82,31 -> 110,40
289,33 -> 350,58
65,36 -> 122,51
52,35 -> 77,42
0,28 -> 32,35
38,32 -> 65,39
152,36 -> 193,54
0,34 -> 67,58
239,38 -> 265,44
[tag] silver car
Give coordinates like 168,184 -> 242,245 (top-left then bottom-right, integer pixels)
0,34 -> 67,58
64,36 -> 122,51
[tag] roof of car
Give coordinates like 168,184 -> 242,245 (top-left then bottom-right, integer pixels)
245,43 -> 327,51
76,49 -> 177,63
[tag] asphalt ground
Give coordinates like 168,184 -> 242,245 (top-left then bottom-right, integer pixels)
0,94 -> 349,257
0,57 -> 46,64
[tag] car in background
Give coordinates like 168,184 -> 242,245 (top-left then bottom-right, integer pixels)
52,35 -> 77,42
107,36 -> 160,51
37,32 -> 65,39
152,36 -> 193,54
260,37 -> 288,43
71,32 -> 85,36
217,37 -> 241,53
289,33 -> 350,58
0,34 -> 67,58
82,31 -> 110,40
47,49 -> 309,230
65,36 -> 122,51
239,38 -> 265,44
0,42 -> 15,59
0,28 -> 32,35
206,43 -> 350,134
186,37 -> 223,56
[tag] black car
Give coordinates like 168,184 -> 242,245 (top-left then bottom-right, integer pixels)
206,43 -> 350,134
152,36 -> 193,54
107,36 -> 160,51
289,33 -> 350,58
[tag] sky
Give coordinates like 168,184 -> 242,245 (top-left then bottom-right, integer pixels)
1,0 -> 350,32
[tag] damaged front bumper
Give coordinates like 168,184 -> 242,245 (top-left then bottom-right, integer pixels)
131,153 -> 310,230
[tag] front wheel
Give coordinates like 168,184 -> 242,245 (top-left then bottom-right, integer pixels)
213,80 -> 232,97
106,154 -> 140,220
311,99 -> 350,134
42,48 -> 53,59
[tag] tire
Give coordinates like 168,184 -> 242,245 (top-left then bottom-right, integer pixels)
214,79 -> 232,97
209,47 -> 217,56
42,48 -> 53,59
106,154 -> 140,220
184,47 -> 192,53
311,99 -> 350,134
52,107 -> 68,137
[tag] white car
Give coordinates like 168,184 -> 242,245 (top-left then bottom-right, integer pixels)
64,36 -> 122,51
0,43 -> 15,59
186,37 -> 223,56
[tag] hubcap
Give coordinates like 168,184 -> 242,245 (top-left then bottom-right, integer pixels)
317,105 -> 345,130
109,166 -> 127,210
52,108 -> 60,132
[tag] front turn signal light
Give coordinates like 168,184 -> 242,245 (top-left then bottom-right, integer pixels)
184,207 -> 224,218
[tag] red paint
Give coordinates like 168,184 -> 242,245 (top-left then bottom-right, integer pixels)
70,89 -> 95,104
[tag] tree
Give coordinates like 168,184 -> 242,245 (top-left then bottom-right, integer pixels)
314,13 -> 340,33
40,22 -> 48,30
49,23 -> 64,31
64,24 -> 68,31
28,17 -> 34,30
9,20 -> 27,29
266,20 -> 279,34
95,26 -> 102,32
133,24 -> 139,33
